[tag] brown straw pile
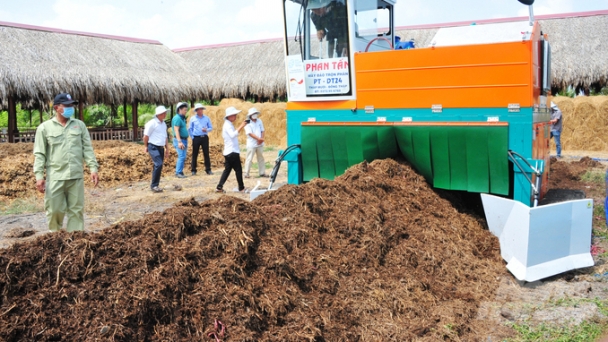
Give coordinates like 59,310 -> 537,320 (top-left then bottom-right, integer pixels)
552,95 -> 608,152
188,99 -> 286,148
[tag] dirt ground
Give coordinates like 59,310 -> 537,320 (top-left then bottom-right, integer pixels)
1,143 -> 608,341
0,143 -> 286,247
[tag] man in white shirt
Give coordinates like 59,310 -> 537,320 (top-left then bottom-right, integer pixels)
215,107 -> 248,193
143,106 -> 171,192
244,107 -> 267,178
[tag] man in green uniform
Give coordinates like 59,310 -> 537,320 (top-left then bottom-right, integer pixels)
33,93 -> 99,232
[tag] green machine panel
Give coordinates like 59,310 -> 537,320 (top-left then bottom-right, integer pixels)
301,123 -> 509,195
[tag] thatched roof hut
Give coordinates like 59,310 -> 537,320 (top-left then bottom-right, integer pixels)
540,12 -> 608,89
0,21 -> 202,108
176,10 -> 608,99
175,39 -> 286,101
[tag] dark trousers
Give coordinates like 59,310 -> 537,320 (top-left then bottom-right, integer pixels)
191,135 -> 211,172
217,152 -> 244,191
148,144 -> 165,188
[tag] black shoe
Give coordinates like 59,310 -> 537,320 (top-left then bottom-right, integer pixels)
191,171 -> 197,176
206,170 -> 213,175
176,174 -> 186,179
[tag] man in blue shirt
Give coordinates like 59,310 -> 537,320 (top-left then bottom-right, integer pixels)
188,103 -> 214,175
549,102 -> 563,158
172,102 -> 189,178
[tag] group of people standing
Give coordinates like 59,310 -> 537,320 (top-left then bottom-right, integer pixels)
142,103 -> 267,193
32,94 -> 269,233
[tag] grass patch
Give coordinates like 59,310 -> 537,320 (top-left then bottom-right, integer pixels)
263,146 -> 276,152
0,196 -> 44,215
507,321 -> 605,342
581,170 -> 606,184
251,162 -> 274,170
593,203 -> 608,236
592,298 -> 608,317
507,298 -> 608,341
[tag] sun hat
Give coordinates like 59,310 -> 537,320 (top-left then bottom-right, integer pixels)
155,105 -> 168,116
176,102 -> 188,111
225,106 -> 242,118
551,102 -> 558,109
307,0 -> 332,10
247,107 -> 260,117
194,103 -> 206,110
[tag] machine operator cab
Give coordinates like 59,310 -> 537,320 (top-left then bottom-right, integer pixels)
283,0 -> 395,101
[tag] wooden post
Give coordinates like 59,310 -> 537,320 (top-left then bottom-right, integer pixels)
78,101 -> 84,121
170,105 -> 174,120
123,101 -> 128,128
38,103 -> 43,123
190,100 -> 194,108
110,104 -> 116,128
132,100 -> 139,141
7,96 -> 16,143
29,109 -> 32,127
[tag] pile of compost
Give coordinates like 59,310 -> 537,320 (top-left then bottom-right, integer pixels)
548,156 -> 603,190
0,159 -> 506,341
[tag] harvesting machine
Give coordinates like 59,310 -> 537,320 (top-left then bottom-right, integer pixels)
272,0 -> 594,281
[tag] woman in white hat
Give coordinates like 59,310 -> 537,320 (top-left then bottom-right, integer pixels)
216,106 -> 248,193
244,107 -> 267,178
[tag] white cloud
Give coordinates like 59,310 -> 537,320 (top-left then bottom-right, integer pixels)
162,0 -> 284,49
0,10 -> 10,20
172,0 -> 216,21
136,14 -> 168,42
44,0 -> 128,35
394,0 -> 432,26
518,0 -> 575,16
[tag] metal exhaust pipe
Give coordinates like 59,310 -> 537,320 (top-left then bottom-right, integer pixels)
517,0 -> 535,26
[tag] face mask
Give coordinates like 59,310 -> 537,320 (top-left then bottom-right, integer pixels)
62,107 -> 75,118
251,114 -> 258,120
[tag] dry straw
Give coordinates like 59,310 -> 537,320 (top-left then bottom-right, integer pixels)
176,41 -> 286,101
186,99 -> 287,148
552,95 -> 608,152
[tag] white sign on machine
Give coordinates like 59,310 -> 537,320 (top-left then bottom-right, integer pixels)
286,55 -> 307,101
304,57 -> 350,95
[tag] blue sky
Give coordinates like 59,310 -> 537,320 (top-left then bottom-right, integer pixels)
0,0 -> 606,49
